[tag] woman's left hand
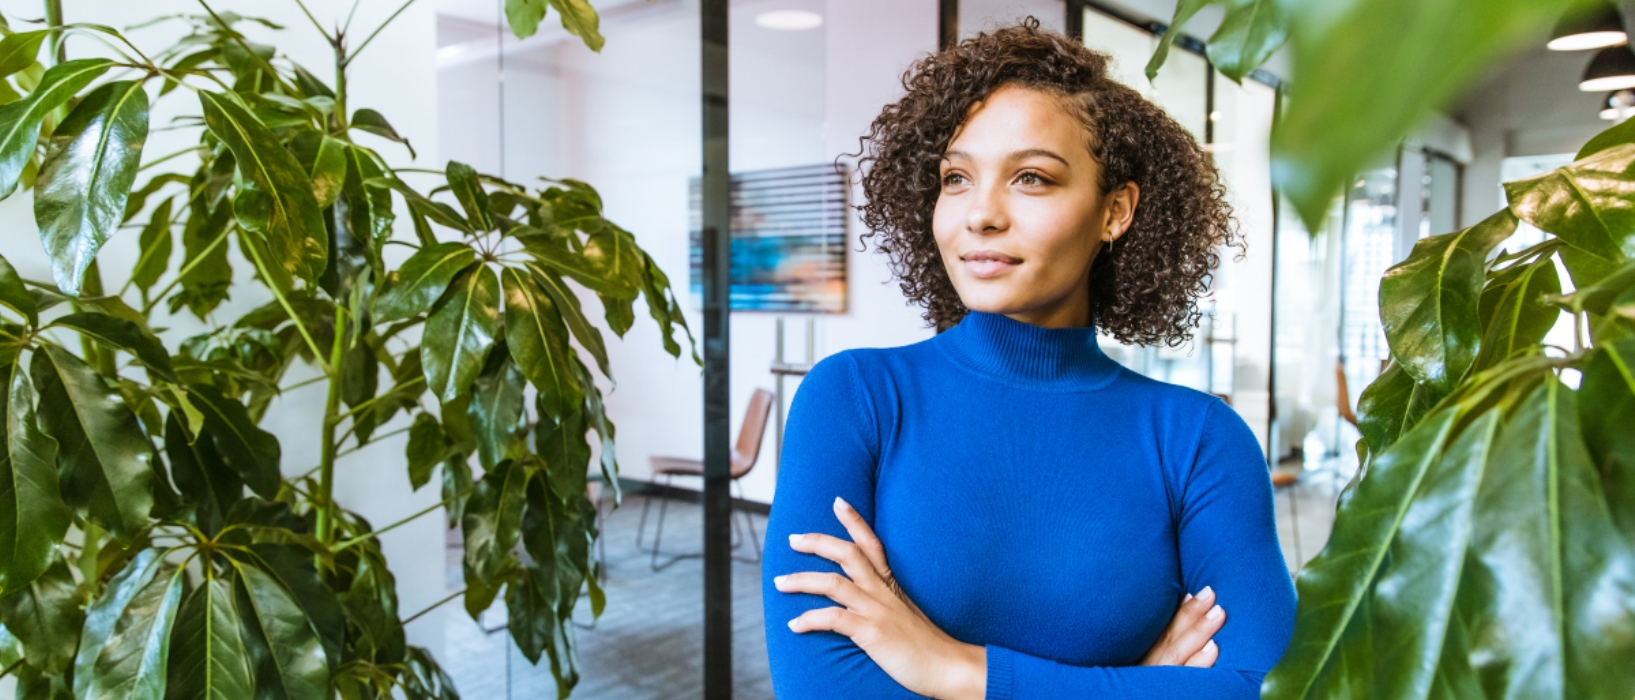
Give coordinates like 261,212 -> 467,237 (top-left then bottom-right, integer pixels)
774,497 -> 987,700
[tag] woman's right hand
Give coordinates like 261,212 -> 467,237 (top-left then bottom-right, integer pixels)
1139,585 -> 1225,668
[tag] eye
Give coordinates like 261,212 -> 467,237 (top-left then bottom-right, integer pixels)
1016,171 -> 1048,187
942,172 -> 968,186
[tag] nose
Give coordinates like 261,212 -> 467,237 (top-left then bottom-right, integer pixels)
965,179 -> 1009,235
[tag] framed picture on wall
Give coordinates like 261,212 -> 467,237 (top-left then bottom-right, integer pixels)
688,163 -> 848,312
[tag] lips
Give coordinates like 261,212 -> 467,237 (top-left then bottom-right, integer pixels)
960,249 -> 1021,278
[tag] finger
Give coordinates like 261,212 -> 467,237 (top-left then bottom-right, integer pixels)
788,533 -> 880,589
787,605 -> 867,638
833,498 -> 892,578
1155,589 -> 1222,664
773,572 -> 875,611
1184,640 -> 1219,668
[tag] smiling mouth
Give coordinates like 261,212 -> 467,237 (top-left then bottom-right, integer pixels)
960,250 -> 1022,278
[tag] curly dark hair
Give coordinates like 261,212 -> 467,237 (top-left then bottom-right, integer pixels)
847,17 -> 1241,346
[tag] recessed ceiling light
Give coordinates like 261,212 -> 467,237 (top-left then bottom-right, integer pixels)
756,10 -> 823,31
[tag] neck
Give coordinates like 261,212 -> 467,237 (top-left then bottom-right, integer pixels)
936,310 -> 1121,391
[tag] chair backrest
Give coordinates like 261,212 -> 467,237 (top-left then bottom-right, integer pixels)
731,389 -> 776,478
1336,361 -> 1358,427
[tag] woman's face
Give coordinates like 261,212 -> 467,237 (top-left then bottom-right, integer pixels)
933,83 -> 1137,329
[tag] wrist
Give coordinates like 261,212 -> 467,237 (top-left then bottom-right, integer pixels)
940,642 -> 987,700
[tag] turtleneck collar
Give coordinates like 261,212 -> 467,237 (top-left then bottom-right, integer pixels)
934,310 -> 1122,392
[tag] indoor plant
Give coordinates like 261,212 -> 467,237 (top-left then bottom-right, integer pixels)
0,1 -> 694,698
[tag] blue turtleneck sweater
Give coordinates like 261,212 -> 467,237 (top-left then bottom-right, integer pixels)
762,311 -> 1296,699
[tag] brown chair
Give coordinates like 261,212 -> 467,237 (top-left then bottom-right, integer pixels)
1336,361 -> 1359,428
637,388 -> 774,571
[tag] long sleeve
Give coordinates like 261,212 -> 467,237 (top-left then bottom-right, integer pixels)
982,400 -> 1297,700
762,353 -> 926,699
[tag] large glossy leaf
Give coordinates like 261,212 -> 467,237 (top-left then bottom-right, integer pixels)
164,411 -> 240,537
0,253 -> 37,326
341,145 -> 394,274
639,251 -> 696,363
199,91 -> 327,289
371,242 -> 476,324
462,457 -> 529,582
518,232 -> 641,300
423,265 -> 499,403
336,545 -> 406,665
406,413 -> 450,491
1261,407 -> 1458,700
228,543 -> 344,676
1461,380 -> 1635,699
532,266 -> 609,379
341,341 -> 380,446
367,176 -> 472,235
51,311 -> 177,383
1273,0 -> 1575,232
502,267 -> 581,421
171,167 -> 234,319
0,58 -> 112,197
0,358 -> 68,597
231,561 -> 328,700
468,344 -> 525,470
132,197 -> 173,295
73,548 -> 186,700
1355,362 -> 1444,457
536,401 -> 589,504
1205,0 -> 1288,83
0,557 -> 80,674
185,384 -> 281,499
1379,210 -> 1516,393
1579,339 -> 1635,545
0,31 -> 46,78
34,80 -> 149,295
1474,255 -> 1561,372
445,161 -> 492,232
31,345 -> 154,539
1144,0 -> 1209,82
349,109 -> 414,159
166,574 -> 255,700
289,131 -> 345,210
1505,143 -> 1635,287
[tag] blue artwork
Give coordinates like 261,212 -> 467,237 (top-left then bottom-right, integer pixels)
689,163 -> 848,312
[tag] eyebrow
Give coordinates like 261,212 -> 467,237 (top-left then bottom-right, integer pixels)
942,148 -> 1072,167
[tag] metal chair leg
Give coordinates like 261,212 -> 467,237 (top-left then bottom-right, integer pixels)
635,478 -> 656,549
732,479 -> 762,564
650,474 -> 675,572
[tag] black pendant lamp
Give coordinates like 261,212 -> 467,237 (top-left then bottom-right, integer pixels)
1602,90 -> 1635,119
1583,45 -> 1635,91
1550,1 -> 1628,51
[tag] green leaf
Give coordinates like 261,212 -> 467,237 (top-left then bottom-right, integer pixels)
547,0 -> 604,51
164,411 -> 240,537
0,557 -> 80,674
231,560 -> 329,700
639,251 -> 697,363
123,172 -> 189,224
532,267 -> 609,379
132,197 -> 173,294
505,0 -> 548,39
349,109 -> 414,159
199,90 -> 328,289
1261,407 -> 1458,700
502,267 -> 581,421
171,167 -> 234,319
1144,0 -> 1209,82
185,384 -> 282,500
166,574 -> 255,700
0,58 -> 112,197
32,345 -> 154,539
229,543 -> 344,676
468,342 -> 525,470
1580,339 -> 1635,543
0,359 -> 68,598
291,64 -> 333,99
51,312 -> 178,383
1506,143 -> 1635,287
462,457 -> 529,582
517,232 -> 641,300
0,31 -> 46,79
73,549 -> 186,700
442,454 -> 473,529
1356,362 -> 1444,456
406,413 -> 450,491
445,161 -> 492,231
0,253 -> 37,326
423,265 -> 499,403
341,341 -> 380,446
34,80 -> 149,295
1474,255 -> 1561,372
1463,379 -> 1635,698
289,131 -> 346,210
341,146 -> 394,275
1379,209 -> 1517,393
536,402 -> 589,504
367,175 -> 472,234
1274,0 -> 1575,234
1205,0 -> 1288,83
371,242 -> 476,324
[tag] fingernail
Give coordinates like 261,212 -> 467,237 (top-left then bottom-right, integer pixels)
1183,593 -> 1194,602
774,575 -> 788,587
1207,605 -> 1223,620
789,534 -> 803,546
787,619 -> 799,631
1200,586 -> 1215,600
834,497 -> 851,511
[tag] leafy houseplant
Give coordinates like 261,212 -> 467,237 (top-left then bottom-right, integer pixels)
0,1 -> 695,698
1147,1 -> 1635,698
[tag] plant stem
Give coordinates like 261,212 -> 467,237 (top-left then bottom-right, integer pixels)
44,0 -> 65,64
142,228 -> 229,315
335,376 -> 423,422
335,424 -> 412,459
195,0 -> 302,96
345,0 -> 421,66
0,658 -> 23,680
292,0 -> 334,42
334,486 -> 470,552
139,144 -> 207,172
280,374 -> 328,393
402,589 -> 464,626
241,240 -> 330,373
79,522 -> 103,589
315,310 -> 349,545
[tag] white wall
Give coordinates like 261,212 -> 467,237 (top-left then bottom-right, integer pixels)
0,0 -> 448,663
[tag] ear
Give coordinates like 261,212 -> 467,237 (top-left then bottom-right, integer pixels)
1102,182 -> 1140,243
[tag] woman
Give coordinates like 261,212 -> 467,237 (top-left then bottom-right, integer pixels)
761,19 -> 1296,700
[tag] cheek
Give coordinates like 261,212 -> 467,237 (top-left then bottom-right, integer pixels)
1013,199 -> 1099,269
